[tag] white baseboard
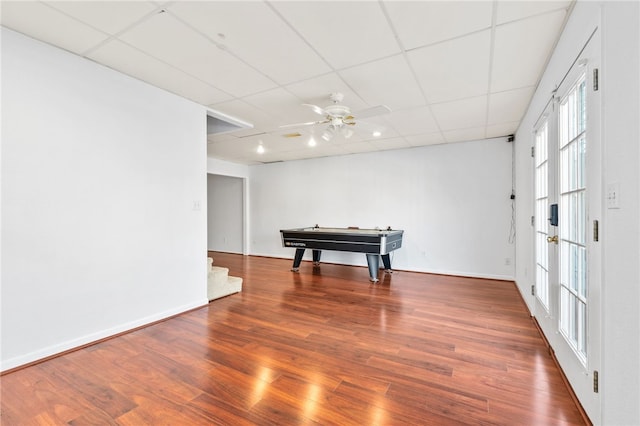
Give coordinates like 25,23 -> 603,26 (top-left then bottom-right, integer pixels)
1,299 -> 207,372
248,252 -> 514,282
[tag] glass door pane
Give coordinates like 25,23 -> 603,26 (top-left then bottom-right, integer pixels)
535,121 -> 550,310
558,75 -> 588,363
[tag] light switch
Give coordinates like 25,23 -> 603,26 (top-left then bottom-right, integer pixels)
607,182 -> 620,209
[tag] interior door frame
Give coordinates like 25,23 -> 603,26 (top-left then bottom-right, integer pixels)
206,173 -> 247,255
531,28 -> 602,423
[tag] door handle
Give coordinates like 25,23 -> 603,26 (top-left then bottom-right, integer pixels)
547,235 -> 559,244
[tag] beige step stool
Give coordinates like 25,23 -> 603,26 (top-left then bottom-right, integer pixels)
207,257 -> 243,301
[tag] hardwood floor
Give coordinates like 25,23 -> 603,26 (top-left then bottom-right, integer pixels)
1,252 -> 587,425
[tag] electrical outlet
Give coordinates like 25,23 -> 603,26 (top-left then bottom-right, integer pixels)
505,258 -> 512,266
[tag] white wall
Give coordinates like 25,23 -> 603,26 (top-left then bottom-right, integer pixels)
207,174 -> 243,253
1,29 -> 208,370
514,1 -> 640,424
599,2 -> 640,424
250,138 -> 515,280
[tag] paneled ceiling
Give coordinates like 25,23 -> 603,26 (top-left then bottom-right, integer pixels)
1,1 -> 574,165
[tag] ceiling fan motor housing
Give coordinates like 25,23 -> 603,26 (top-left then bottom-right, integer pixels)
329,92 -> 344,103
326,104 -> 351,120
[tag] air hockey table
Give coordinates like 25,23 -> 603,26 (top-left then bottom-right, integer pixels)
280,225 -> 404,282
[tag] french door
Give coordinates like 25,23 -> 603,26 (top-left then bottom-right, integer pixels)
533,31 -> 601,422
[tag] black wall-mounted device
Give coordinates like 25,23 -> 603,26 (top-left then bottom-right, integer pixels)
549,204 -> 559,226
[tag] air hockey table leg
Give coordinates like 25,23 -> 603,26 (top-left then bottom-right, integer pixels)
366,254 -> 380,282
381,253 -> 393,273
292,248 -> 305,272
312,250 -> 321,265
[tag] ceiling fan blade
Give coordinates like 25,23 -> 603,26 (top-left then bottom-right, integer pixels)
302,103 -> 327,116
351,119 -> 387,137
353,105 -> 391,120
279,119 -> 329,129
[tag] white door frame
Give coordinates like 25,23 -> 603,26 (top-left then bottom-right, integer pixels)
532,29 -> 602,423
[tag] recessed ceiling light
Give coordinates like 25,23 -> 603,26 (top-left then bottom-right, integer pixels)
308,136 -> 317,147
257,142 -> 265,154
373,131 -> 382,137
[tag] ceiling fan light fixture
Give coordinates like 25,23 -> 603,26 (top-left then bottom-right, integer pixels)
280,92 -> 391,146
341,127 -> 354,139
321,127 -> 335,142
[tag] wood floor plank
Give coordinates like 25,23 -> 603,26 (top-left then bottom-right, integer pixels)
1,252 -> 588,425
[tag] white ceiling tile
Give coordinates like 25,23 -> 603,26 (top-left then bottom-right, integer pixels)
168,2 -> 331,85
275,126 -> 318,141
207,137 -> 254,158
284,137 -> 322,154
408,30 -> 491,103
250,141 -> 347,164
486,122 -> 519,138
488,86 -> 535,125
45,1 -> 157,35
242,88 -> 313,126
384,1 -> 493,50
298,147 -> 349,163
352,118 -> 398,140
271,1 -> 400,69
208,133 -> 296,163
431,96 -> 488,131
370,137 -> 411,151
405,132 -> 446,147
385,106 -> 440,136
340,55 -> 425,111
231,129 -> 273,139
4,0 -> 562,165
310,143 -> 351,157
270,148 -> 331,163
286,74 -> 370,112
118,11 -> 276,97
496,1 -> 572,25
88,39 -> 232,105
443,127 -> 487,143
208,100 -> 279,134
1,1 -> 109,55
341,141 -> 377,155
491,10 -> 567,92
254,152 -> 297,164
251,133 -> 310,154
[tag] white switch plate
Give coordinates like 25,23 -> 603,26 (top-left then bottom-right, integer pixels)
607,182 -> 620,209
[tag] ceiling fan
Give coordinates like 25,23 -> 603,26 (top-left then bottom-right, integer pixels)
280,92 -> 391,141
